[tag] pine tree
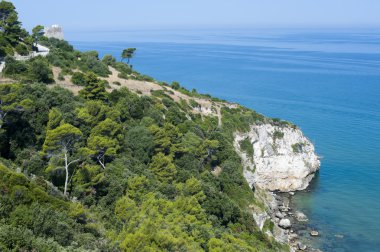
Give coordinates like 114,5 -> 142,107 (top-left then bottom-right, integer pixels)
79,72 -> 108,101
85,118 -> 121,169
149,153 -> 177,183
43,111 -> 82,196
0,1 -> 26,46
121,48 -> 136,64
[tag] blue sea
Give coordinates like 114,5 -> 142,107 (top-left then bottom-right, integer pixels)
70,28 -> 380,251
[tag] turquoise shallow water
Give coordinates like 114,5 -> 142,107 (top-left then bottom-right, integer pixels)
71,29 -> 380,251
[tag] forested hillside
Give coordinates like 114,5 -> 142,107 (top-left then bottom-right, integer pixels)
0,1 -> 288,251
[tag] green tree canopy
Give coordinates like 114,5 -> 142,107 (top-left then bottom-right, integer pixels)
0,1 -> 25,46
46,107 -> 63,130
79,72 -> 108,101
76,100 -> 120,127
43,120 -> 82,196
121,48 -> 136,64
32,25 -> 44,44
150,123 -> 182,155
115,195 -> 137,223
0,84 -> 32,130
29,57 -> 54,83
71,72 -> 87,86
149,153 -> 177,183
43,123 -> 82,154
85,118 -> 122,169
125,126 -> 155,164
102,54 -> 116,65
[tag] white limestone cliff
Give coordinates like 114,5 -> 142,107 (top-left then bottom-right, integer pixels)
234,123 -> 320,192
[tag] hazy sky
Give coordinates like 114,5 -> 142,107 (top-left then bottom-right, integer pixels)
12,0 -> 380,31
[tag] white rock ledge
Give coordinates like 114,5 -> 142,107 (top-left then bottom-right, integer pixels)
235,124 -> 320,192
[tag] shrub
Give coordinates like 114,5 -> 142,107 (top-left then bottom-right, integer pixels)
0,36 -> 9,57
3,56 -> 28,75
15,43 -> 29,56
239,138 -> 254,159
171,81 -> 180,90
102,54 -> 116,65
292,143 -> 305,153
113,62 -> 132,76
263,219 -> 274,233
273,130 -> 284,140
117,72 -> 128,79
0,46 -> 7,58
79,51 -> 110,77
151,89 -> 172,100
162,97 -> 175,108
46,49 -> 73,68
71,72 -> 87,85
189,99 -> 199,108
29,57 -> 54,83
40,37 -> 74,52
58,73 -> 65,81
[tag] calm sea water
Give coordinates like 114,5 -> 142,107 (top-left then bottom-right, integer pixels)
71,28 -> 380,251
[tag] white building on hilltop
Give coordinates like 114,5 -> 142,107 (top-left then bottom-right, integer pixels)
44,25 -> 64,40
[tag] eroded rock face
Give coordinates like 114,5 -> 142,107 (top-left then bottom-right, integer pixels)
235,124 -> 320,192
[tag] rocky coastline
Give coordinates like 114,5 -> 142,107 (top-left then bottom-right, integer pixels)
234,123 -> 321,251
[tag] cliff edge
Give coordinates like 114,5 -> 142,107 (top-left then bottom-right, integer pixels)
235,123 -> 320,192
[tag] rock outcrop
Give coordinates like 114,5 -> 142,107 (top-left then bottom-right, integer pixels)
235,123 -> 320,192
279,219 -> 292,229
235,123 -> 321,250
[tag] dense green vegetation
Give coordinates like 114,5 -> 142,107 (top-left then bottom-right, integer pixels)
3,55 -> 54,83
0,1 -> 32,58
0,1 -> 289,251
0,81 -> 287,251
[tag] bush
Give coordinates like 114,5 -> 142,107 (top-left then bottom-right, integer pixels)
46,48 -> 75,68
125,126 -> 155,164
263,219 -> 274,233
117,72 -> 128,79
0,36 -> 9,57
239,138 -> 254,159
189,99 -> 199,108
40,37 -> 74,52
3,56 -> 28,76
162,97 -> 175,108
113,62 -> 132,77
0,46 -> 7,58
71,72 -> 87,86
15,43 -> 29,56
79,51 -> 110,77
171,81 -> 180,90
151,89 -> 172,100
3,56 -> 54,83
29,57 -> 54,83
292,143 -> 305,153
273,130 -> 284,140
102,54 -> 116,65
58,73 -> 65,81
